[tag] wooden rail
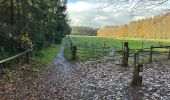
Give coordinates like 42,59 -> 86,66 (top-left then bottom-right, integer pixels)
152,46 -> 170,48
0,49 -> 33,64
149,45 -> 170,63
72,39 -> 170,63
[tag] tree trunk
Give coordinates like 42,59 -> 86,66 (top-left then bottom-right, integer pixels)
1,46 -> 4,57
52,33 -> 55,44
10,0 -> 14,25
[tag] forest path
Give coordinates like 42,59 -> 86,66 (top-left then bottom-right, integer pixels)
53,38 -> 73,74
36,39 -> 142,99
37,38 -> 170,100
36,38 -> 80,99
1,38 -> 170,100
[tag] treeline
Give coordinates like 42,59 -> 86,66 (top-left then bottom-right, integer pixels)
0,0 -> 70,57
97,13 -> 170,39
71,26 -> 97,36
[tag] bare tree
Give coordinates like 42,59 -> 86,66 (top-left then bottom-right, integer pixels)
102,0 -> 170,19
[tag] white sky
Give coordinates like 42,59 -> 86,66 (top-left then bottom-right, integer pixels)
67,0 -> 170,28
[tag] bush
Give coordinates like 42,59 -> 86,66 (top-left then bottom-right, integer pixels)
32,34 -> 47,50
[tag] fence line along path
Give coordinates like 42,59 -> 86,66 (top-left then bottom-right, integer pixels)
0,49 -> 32,64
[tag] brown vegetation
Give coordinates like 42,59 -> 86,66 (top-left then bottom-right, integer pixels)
97,13 -> 170,39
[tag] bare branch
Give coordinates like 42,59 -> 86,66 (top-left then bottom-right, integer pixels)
103,0 -> 170,19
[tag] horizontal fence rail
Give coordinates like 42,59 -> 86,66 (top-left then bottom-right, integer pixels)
152,46 -> 170,48
68,36 -> 170,86
0,49 -> 33,64
69,36 -> 170,62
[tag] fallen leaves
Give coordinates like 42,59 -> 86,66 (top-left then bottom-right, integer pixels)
0,55 -> 170,99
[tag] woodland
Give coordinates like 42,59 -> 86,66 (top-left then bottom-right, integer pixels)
97,13 -> 170,39
0,0 -> 170,99
0,0 -> 70,59
71,26 -> 97,36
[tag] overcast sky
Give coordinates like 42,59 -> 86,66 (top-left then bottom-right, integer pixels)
67,0 -> 170,28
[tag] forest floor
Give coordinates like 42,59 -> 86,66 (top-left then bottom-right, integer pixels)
0,39 -> 170,100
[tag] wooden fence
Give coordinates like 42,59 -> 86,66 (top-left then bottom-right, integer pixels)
75,41 -> 167,54
149,46 -> 170,63
0,49 -> 33,64
132,46 -> 170,85
69,37 -> 170,85
72,40 -> 170,65
76,43 -> 111,58
70,38 -> 170,85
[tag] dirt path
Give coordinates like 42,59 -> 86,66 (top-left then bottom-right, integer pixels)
35,38 -> 76,99
1,38 -> 170,100
36,39 -> 170,100
53,38 -> 73,74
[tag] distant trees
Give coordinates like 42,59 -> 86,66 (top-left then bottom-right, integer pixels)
71,26 -> 97,36
97,13 -> 170,39
0,0 -> 70,54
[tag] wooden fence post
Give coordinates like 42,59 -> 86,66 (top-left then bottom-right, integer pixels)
149,46 -> 153,63
132,53 -> 139,85
168,49 -> 170,60
26,52 -> 30,63
122,42 -> 129,67
132,53 -> 143,85
71,45 -> 77,60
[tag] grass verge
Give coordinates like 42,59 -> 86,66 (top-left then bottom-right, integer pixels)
0,45 -> 60,99
1,44 -> 60,77
64,38 -> 72,61
32,44 -> 60,72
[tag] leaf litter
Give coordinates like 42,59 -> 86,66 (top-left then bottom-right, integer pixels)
0,41 -> 170,100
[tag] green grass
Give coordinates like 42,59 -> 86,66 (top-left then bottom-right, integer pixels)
1,45 -> 60,92
70,36 -> 170,50
33,45 -> 60,65
67,35 -> 170,61
0,44 -> 60,78
64,39 -> 72,61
